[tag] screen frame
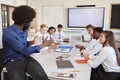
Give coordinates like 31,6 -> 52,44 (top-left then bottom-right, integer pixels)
67,7 -> 105,28
110,4 -> 120,30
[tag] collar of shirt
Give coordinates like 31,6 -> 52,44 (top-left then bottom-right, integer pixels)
13,24 -> 27,34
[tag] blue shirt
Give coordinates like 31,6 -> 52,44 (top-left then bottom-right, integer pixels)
2,24 -> 40,64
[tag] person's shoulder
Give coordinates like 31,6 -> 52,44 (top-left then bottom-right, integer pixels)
103,46 -> 114,52
96,39 -> 101,44
61,31 -> 65,33
102,46 -> 116,57
4,25 -> 19,36
46,33 -> 50,36
92,38 -> 97,41
3,27 -> 14,38
55,31 -> 59,34
4,25 -> 14,33
90,38 -> 97,43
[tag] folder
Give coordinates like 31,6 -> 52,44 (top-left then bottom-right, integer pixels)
75,59 -> 87,64
55,45 -> 73,53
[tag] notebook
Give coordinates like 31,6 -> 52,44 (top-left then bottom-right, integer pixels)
56,60 -> 74,68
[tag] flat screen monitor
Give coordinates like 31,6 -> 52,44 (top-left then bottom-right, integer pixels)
68,7 -> 105,28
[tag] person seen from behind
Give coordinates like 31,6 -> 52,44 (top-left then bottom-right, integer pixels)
2,5 -> 50,80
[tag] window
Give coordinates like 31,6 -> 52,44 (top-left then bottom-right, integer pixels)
1,4 -> 15,30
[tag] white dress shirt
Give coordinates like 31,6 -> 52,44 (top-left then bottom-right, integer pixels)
54,31 -> 66,41
36,32 -> 48,40
46,33 -> 57,43
85,38 -> 97,50
88,46 -> 120,72
35,32 -> 48,43
82,39 -> 103,56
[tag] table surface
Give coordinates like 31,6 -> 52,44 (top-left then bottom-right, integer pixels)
31,41 -> 91,80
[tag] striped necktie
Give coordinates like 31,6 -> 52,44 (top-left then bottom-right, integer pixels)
58,32 -> 61,39
42,36 -> 44,41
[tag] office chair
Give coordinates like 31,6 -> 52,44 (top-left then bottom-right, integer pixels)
0,48 -> 33,80
1,67 -> 33,80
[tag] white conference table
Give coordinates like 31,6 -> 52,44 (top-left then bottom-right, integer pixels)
31,41 -> 91,80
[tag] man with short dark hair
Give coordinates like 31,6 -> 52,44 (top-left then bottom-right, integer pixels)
2,5 -> 50,80
80,27 -> 103,56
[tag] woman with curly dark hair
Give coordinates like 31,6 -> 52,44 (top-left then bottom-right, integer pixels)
2,5 -> 50,80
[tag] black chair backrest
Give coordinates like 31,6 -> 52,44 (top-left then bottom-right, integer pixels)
0,48 -> 4,79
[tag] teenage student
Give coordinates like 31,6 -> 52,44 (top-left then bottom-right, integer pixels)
37,25 -> 57,52
86,24 -> 94,38
36,24 -> 48,43
54,24 -> 69,42
27,27 -> 36,41
83,30 -> 120,80
2,5 -> 50,80
76,24 -> 96,50
27,27 -> 40,45
46,26 -> 57,43
80,27 -> 103,56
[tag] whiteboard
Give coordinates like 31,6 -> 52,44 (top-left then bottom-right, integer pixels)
43,5 -> 64,28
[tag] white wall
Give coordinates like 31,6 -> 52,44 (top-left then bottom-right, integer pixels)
30,0 -> 120,31
30,0 -> 120,41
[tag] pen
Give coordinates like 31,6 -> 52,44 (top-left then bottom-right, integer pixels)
69,70 -> 79,72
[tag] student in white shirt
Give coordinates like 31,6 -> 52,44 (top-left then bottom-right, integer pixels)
84,24 -> 96,49
76,24 -> 96,50
36,24 -> 48,43
54,24 -> 69,42
81,27 -> 103,56
46,26 -> 57,43
37,25 -> 57,50
84,30 -> 120,80
28,26 -> 56,51
27,27 -> 36,41
27,27 -> 40,44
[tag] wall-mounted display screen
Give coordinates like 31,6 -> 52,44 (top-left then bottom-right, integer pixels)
68,7 -> 105,28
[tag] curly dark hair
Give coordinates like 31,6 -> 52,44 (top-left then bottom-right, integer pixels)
12,5 -> 36,25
